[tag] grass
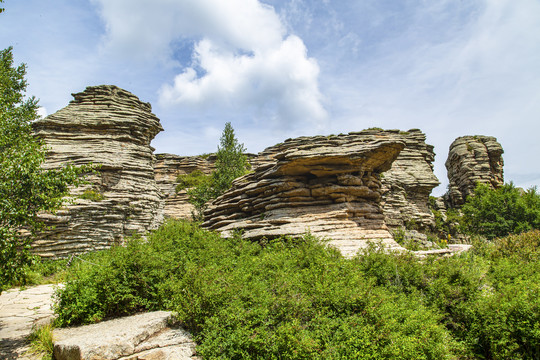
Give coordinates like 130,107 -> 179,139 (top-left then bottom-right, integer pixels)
26,323 -> 54,360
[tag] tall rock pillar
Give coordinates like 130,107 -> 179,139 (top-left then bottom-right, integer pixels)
445,135 -> 504,207
32,85 -> 164,258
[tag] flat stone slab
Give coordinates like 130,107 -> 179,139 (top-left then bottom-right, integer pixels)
0,284 -> 57,360
53,311 -> 197,360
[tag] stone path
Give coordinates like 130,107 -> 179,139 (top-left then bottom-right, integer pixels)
0,284 -> 56,360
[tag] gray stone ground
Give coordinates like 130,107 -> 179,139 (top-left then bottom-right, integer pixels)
0,284 -> 56,359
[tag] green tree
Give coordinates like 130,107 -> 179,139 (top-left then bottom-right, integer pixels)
461,182 -> 540,239
0,46 -> 87,291
187,122 -> 250,220
212,122 -> 250,194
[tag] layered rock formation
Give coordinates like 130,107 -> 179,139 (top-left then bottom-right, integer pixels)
32,85 -> 164,258
154,153 -> 216,219
377,129 -> 440,230
445,135 -> 504,207
202,133 -> 407,257
251,129 -> 440,231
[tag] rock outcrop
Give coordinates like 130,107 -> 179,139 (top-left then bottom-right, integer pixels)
154,154 -> 216,219
377,129 -> 440,230
53,311 -> 198,360
32,85 -> 164,258
202,133 -> 407,257
445,135 -> 504,207
251,129 -> 440,232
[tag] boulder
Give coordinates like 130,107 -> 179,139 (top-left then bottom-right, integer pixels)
445,135 -> 504,207
202,132 -> 407,257
32,85 -> 164,258
53,311 -> 197,360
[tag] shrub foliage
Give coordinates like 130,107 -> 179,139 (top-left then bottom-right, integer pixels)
461,183 -> 540,239
54,221 -> 540,359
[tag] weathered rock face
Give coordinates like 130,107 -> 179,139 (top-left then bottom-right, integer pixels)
377,129 -> 440,230
32,85 -> 164,258
445,135 -> 504,207
53,311 -> 198,360
154,153 -> 216,219
202,133 -> 407,257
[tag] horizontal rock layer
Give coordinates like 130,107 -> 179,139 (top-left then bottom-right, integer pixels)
375,129 -> 440,230
445,135 -> 504,207
32,85 -> 164,258
203,133 -> 407,257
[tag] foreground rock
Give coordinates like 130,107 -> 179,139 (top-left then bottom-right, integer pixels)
0,285 -> 56,360
53,311 -> 197,360
203,132 -> 407,257
32,85 -> 164,258
444,135 -> 504,207
154,154 -> 216,219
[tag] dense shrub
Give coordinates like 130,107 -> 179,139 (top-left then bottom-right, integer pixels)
461,183 -> 540,239
54,222 -> 540,359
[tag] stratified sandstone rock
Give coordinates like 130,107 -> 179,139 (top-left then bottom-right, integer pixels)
53,311 -> 197,360
154,154 -> 216,219
445,135 -> 504,207
202,133 -> 406,257
376,129 -> 440,230
253,129 -> 440,232
32,85 -> 164,258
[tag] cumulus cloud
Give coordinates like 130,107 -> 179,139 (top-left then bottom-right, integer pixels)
91,0 -> 326,128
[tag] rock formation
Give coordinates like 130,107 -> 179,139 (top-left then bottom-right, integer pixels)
377,129 -> 440,230
32,85 -> 164,258
445,135 -> 504,207
202,133 -> 407,257
154,154 -> 216,219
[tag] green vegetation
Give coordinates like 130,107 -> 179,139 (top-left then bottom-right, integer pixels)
53,220 -> 540,359
27,323 -> 54,360
0,46 -> 88,292
79,189 -> 105,201
175,170 -> 210,193
186,122 -> 250,220
461,183 -> 540,239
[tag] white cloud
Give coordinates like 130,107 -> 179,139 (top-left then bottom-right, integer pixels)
36,107 -> 48,119
92,0 -> 326,128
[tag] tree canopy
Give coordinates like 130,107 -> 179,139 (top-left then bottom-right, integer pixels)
461,182 -> 540,239
0,46 -> 87,290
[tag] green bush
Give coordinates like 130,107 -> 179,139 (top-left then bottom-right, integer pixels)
175,170 -> 210,193
461,183 -> 540,239
53,222 -> 540,359
78,189 -> 104,201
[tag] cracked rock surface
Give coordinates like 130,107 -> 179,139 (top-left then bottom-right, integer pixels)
0,284 -> 56,359
53,311 -> 198,360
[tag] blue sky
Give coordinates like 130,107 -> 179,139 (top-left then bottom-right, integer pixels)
1,0 -> 539,195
